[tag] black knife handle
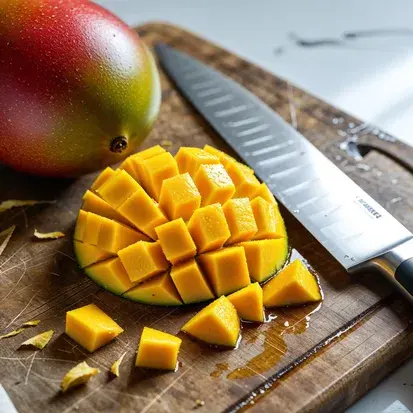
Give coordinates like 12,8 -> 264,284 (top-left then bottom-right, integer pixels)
395,258 -> 413,296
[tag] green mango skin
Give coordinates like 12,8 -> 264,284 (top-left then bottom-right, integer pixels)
0,0 -> 161,177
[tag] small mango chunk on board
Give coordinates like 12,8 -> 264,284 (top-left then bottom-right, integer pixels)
123,272 -> 183,306
263,259 -> 322,307
118,241 -> 169,283
227,283 -> 264,323
74,145 -> 294,306
198,246 -> 250,296
181,296 -> 240,347
65,304 -> 124,352
155,218 -> 197,265
136,327 -> 182,370
170,259 -> 214,304
61,361 -> 99,393
238,238 -> 289,283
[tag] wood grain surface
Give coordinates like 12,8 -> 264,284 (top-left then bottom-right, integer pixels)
0,23 -> 412,413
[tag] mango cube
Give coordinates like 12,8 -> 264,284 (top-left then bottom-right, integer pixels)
90,167 -> 116,191
159,173 -> 201,221
225,161 -> 261,198
96,169 -> 140,209
263,259 -> 322,307
181,296 -> 240,347
97,215 -> 149,254
118,241 -> 169,283
170,259 -> 214,304
203,144 -> 236,167
82,190 -> 134,227
253,183 -> 277,205
83,211 -> 103,245
187,204 -> 230,254
175,147 -> 220,176
223,198 -> 257,245
136,327 -> 182,370
140,152 -> 179,200
227,283 -> 264,322
73,241 -> 112,269
194,164 -> 235,206
85,257 -> 135,295
155,218 -> 197,265
198,246 -> 250,296
274,204 -> 288,239
123,272 -> 183,306
250,196 -> 282,240
238,239 -> 288,283
74,210 -> 88,241
66,304 -> 123,352
118,186 -> 168,240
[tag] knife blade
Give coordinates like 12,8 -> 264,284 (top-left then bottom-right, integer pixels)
155,43 -> 413,301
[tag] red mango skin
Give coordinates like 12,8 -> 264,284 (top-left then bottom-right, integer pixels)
0,0 -> 161,177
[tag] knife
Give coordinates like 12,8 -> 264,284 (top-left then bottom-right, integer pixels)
154,43 -> 413,302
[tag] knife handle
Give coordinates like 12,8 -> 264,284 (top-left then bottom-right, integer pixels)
367,238 -> 413,302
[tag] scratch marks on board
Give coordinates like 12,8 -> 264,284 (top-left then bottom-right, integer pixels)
287,84 -> 298,129
5,292 -> 38,329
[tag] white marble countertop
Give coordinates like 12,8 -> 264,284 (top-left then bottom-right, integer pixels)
96,1 -> 413,411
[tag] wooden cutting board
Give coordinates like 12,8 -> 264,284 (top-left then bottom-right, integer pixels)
1,23 -> 413,413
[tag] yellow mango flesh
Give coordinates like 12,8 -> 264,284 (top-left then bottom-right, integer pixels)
187,203 -> 230,254
123,272 -> 182,306
159,173 -> 201,221
198,246 -> 250,296
181,296 -> 240,347
65,304 -> 123,352
136,327 -> 182,370
155,218 -> 197,265
194,164 -> 235,206
73,241 -> 112,269
118,241 -> 169,283
90,167 -> 115,192
74,210 -> 87,242
239,238 -> 288,283
176,147 -> 220,177
251,197 -> 283,240
170,259 -> 214,304
203,144 -> 236,167
223,198 -> 257,244
227,283 -> 264,322
226,161 -> 261,198
84,257 -> 135,295
263,259 -> 322,307
83,211 -> 103,245
252,182 -> 277,205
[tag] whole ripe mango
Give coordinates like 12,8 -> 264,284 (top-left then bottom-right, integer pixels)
0,0 -> 160,177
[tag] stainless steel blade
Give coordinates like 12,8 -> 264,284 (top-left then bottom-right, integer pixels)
155,44 -> 413,271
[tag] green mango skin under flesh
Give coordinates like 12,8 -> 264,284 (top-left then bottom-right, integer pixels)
0,0 -> 161,177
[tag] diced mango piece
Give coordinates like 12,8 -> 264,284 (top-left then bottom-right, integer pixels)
194,164 -> 235,206
223,198 -> 257,245
97,215 -> 149,254
203,144 -> 236,167
118,241 -> 169,283
118,186 -> 168,240
83,211 -> 103,245
170,259 -> 214,304
139,152 -> 179,200
159,173 -> 201,221
227,283 -> 264,322
74,210 -> 87,241
90,167 -> 115,191
181,296 -> 240,347
263,259 -> 322,307
155,218 -> 197,265
73,241 -> 112,269
84,257 -> 135,295
175,147 -> 220,177
198,246 -> 250,296
96,169 -> 140,209
65,304 -> 123,352
250,197 -> 283,240
253,183 -> 277,205
120,156 -> 141,182
239,239 -> 288,283
82,190 -> 134,227
136,327 -> 182,370
123,272 -> 183,306
187,204 -> 230,254
134,145 -> 166,161
225,161 -> 261,198
274,204 -> 288,239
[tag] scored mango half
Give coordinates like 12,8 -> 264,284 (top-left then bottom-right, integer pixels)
74,145 -> 289,305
